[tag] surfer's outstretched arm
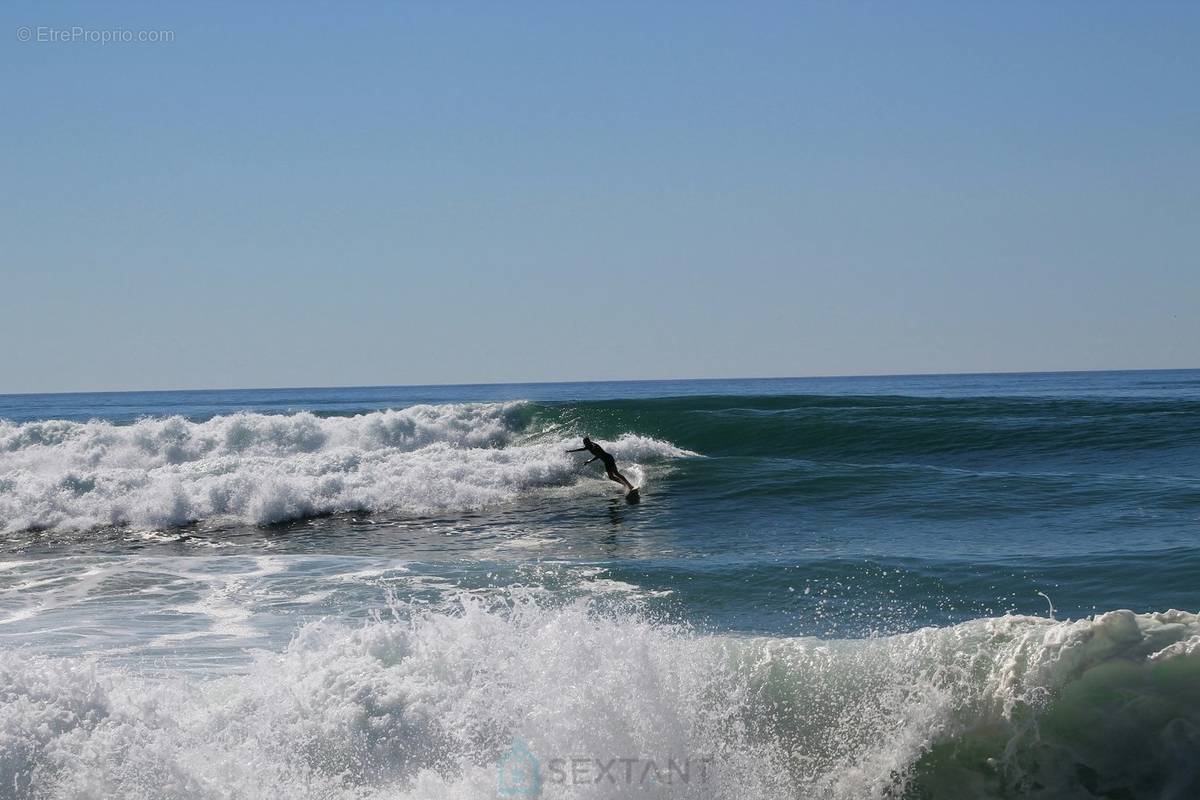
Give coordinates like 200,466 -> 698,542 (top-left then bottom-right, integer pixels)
566,447 -> 588,453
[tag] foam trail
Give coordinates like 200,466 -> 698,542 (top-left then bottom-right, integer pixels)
0,404 -> 692,532
1,599 -> 1197,799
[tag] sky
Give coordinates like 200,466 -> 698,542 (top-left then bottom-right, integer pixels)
2,2 -> 1197,393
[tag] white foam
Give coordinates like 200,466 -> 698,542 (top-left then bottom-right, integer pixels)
0,405 -> 693,532
1,601 -> 1197,799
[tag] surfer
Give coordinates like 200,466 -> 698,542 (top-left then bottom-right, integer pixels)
567,436 -> 637,493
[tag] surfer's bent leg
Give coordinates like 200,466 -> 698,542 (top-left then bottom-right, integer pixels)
600,454 -> 634,490
607,469 -> 634,491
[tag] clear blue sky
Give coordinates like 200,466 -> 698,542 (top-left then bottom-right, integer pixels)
3,2 -> 1197,393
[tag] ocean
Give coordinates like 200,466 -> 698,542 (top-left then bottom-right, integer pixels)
1,370 -> 1197,799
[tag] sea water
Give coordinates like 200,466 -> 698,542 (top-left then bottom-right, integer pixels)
1,370 -> 1198,798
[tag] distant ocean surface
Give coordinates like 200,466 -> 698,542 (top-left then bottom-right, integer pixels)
1,370 -> 1198,799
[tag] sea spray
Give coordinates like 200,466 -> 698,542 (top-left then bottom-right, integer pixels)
2,593 -> 1198,799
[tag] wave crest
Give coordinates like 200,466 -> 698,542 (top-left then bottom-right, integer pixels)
0,404 -> 691,532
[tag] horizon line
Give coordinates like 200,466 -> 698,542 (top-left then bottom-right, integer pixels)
1,366 -> 1196,399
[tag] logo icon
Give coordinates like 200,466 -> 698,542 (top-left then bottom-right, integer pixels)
497,738 -> 542,797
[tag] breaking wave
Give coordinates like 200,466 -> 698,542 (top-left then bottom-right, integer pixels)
0,403 -> 692,532
1,598 -> 1197,799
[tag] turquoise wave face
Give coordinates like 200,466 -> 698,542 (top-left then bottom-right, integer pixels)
532,393 -> 1200,463
519,393 -> 1200,621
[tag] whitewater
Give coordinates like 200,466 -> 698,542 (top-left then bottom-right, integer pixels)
5,597 -> 1199,799
0,403 -> 689,532
1,372 -> 1198,799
